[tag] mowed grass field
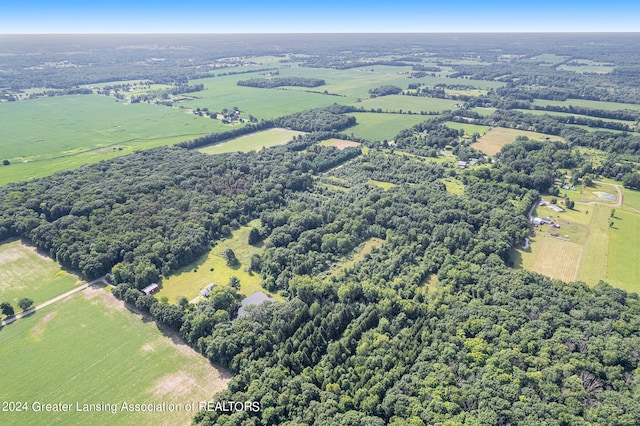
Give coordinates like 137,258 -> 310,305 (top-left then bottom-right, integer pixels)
198,128 -> 304,155
607,210 -> 640,293
347,112 -> 429,141
351,95 -> 459,114
0,95 -> 228,185
515,193 -> 640,292
0,289 -> 229,426
473,127 -> 564,156
443,121 -> 491,138
157,220 -> 281,303
532,98 -> 640,113
0,240 -> 81,310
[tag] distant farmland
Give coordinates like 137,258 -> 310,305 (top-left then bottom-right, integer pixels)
0,95 -> 227,185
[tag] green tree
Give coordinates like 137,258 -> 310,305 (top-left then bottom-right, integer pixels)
223,248 -> 238,267
228,276 -> 241,290
17,298 -> 34,311
248,227 -> 261,245
1,301 -> 15,317
2,159 -> 9,166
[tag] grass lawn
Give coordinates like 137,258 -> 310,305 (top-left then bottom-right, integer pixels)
607,210 -> 640,293
622,187 -> 640,213
443,121 -> 491,137
577,182 -> 619,204
350,95 -> 459,114
513,232 -> 583,283
0,239 -> 81,312
0,289 -> 229,426
0,95 -> 228,185
577,205 -> 612,286
471,107 -> 497,116
157,220 -> 281,303
472,127 -> 564,156
198,128 -> 304,155
347,112 -> 430,141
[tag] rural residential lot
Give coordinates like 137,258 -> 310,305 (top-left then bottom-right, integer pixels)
2,33 -> 640,425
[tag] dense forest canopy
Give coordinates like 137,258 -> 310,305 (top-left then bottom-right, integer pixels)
3,33 -> 640,425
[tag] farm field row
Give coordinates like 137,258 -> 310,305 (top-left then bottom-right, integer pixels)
0,288 -> 229,426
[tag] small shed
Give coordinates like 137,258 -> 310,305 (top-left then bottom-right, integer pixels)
200,283 -> 215,298
141,283 -> 159,295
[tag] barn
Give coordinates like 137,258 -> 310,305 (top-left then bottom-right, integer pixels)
141,283 -> 159,295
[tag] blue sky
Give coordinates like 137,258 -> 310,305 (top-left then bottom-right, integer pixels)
3,0 -> 639,33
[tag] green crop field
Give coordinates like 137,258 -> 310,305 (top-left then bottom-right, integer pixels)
198,128 -> 304,155
0,289 -> 229,426
0,240 -> 81,311
347,112 -> 429,141
351,95 -> 459,114
157,220 -> 281,304
0,95 -> 228,185
176,74 -> 341,120
532,98 -> 640,112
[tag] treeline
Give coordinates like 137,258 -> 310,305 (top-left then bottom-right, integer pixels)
237,77 -> 325,88
368,85 -> 403,97
176,105 -> 359,150
176,121 -> 275,149
275,104 -> 357,132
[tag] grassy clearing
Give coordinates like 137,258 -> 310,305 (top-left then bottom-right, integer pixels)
0,240 -> 81,310
157,220 -> 281,303
440,177 -> 465,196
443,121 -> 491,137
351,95 -> 459,114
0,289 -> 229,426
347,112 -> 430,141
532,98 -> 640,113
471,107 -> 497,117
0,95 -> 228,185
577,182 -> 619,204
622,188 -> 640,213
607,210 -> 640,293
368,180 -> 396,190
513,232 -> 582,283
198,128 -> 304,155
331,238 -> 384,277
472,127 -> 564,156
577,205 -> 611,286
318,139 -> 362,150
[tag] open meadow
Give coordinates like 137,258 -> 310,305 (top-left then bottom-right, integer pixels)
472,127 -> 564,156
347,112 -> 429,141
351,95 -> 459,114
198,128 -> 304,155
0,288 -> 229,426
156,220 -> 281,303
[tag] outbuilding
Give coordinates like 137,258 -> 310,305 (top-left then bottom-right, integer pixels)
141,283 -> 159,295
